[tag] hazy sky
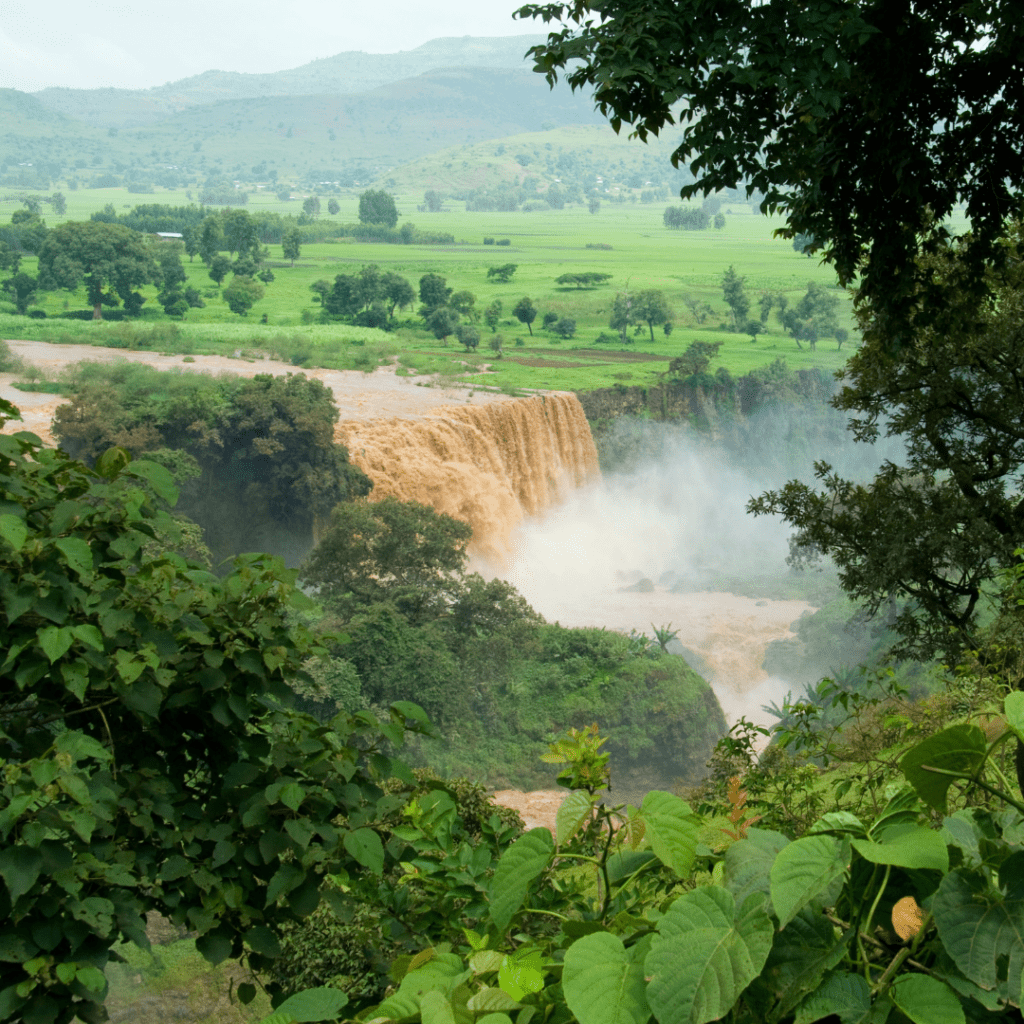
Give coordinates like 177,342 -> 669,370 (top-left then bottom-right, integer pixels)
1,0 -> 545,92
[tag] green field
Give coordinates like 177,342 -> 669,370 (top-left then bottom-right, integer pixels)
1,184 -> 857,392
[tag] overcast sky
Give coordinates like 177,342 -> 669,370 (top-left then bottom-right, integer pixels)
0,0 -> 545,92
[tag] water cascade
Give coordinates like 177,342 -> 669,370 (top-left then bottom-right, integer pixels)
336,392 -> 600,560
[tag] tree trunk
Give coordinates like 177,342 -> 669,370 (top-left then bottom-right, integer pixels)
92,303 -> 103,320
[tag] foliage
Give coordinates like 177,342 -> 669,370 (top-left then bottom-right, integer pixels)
664,206 -> 709,230
518,0 -> 1024,342
555,272 -> 612,290
274,700 -> 1024,1024
357,190 -> 399,229
36,221 -> 158,320
631,290 -> 671,343
51,366 -> 371,565
721,266 -> 750,332
487,264 -> 518,284
0,398 -> 432,1024
749,224 -> 1024,660
512,297 -> 537,335
222,276 -> 265,317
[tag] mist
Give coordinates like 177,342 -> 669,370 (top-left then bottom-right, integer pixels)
496,404 -> 907,730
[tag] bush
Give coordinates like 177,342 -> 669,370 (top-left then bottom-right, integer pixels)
483,237 -> 495,245
496,238 -> 511,246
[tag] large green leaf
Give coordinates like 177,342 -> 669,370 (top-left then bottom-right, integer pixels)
793,971 -> 878,1024
343,827 -> 384,875
0,847 -> 42,903
762,903 -> 853,1022
1003,691 -> 1024,744
488,828 -> 555,934
563,931 -> 651,1024
931,868 -> 1024,1006
900,726 -> 987,814
851,825 -> 948,872
890,975 -> 965,1024
724,828 -> 790,916
267,987 -> 349,1023
645,887 -> 773,1024
556,790 -> 595,847
770,835 -> 849,929
638,791 -> 700,879
0,513 -> 27,551
420,990 -> 457,1024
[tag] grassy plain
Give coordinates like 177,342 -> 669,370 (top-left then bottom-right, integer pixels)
2,185 -> 855,392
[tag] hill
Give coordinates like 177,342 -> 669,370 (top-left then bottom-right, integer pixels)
30,35 -> 548,129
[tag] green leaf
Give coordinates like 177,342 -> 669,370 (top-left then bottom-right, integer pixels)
54,537 -> 94,577
488,828 -> 555,934
556,790 -> 595,846
279,782 -> 305,812
724,828 -> 790,916
0,847 -> 42,903
467,988 -> 524,1013
638,790 -> 699,878
645,888 -> 773,1024
851,825 -> 948,872
890,975 -> 965,1024
237,983 -> 257,1006
770,835 -> 848,929
196,930 -> 234,966
38,626 -> 74,664
245,925 -> 282,958
931,868 -> 1024,1005
1005,691 -> 1024,743
563,931 -> 650,1024
343,828 -> 384,875
266,863 -> 305,907
0,514 -> 27,552
793,971 -> 874,1024
128,459 -> 179,505
270,987 -> 349,1022
499,950 -> 546,1001
900,726 -> 988,814
421,990 -> 457,1024
70,624 -> 104,651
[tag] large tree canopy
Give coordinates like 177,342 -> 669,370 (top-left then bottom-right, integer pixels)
750,223 -> 1024,660
517,0 -> 1024,337
37,221 -> 159,320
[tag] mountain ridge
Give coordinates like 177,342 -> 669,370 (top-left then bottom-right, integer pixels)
30,35 -> 550,129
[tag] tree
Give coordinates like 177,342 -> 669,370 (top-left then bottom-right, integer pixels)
222,275 -> 265,316
555,272 -> 612,289
427,306 -> 460,346
36,221 -> 158,320
419,272 -> 451,312
450,290 -> 477,321
198,215 -> 223,264
327,198 -> 340,216
9,209 -> 48,254
663,206 -> 709,230
669,340 -> 723,378
552,316 -> 577,339
701,195 -> 721,217
323,275 -> 363,319
0,400 -> 422,1024
518,0 -> 1024,342
380,272 -> 415,322
424,190 -> 444,212
0,240 -> 21,275
282,227 -> 301,266
302,195 -> 321,220
221,209 -> 259,260
721,265 -> 750,331
546,183 -> 565,209
3,272 -> 37,314
487,264 -> 518,283
457,324 -> 481,351
750,223 -> 1024,660
542,311 -> 559,331
780,282 -> 841,350
208,254 -> 232,285
793,232 -> 816,257
309,279 -> 330,304
713,212 -> 726,230
484,299 -> 503,332
682,294 -> 713,325
609,292 -> 633,343
49,191 -> 66,216
358,189 -> 399,228
512,296 -> 537,336
632,289 -> 671,342
181,225 -> 199,262
588,197 -> 600,214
